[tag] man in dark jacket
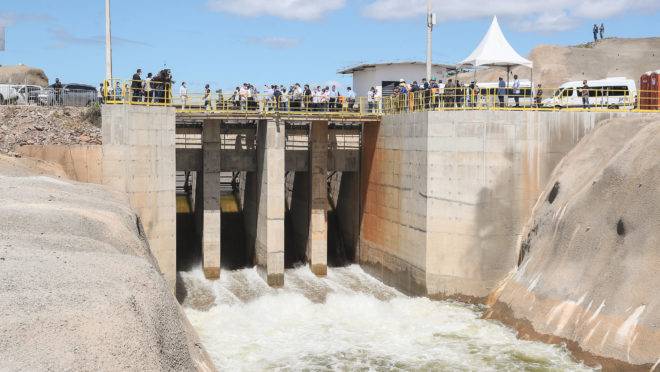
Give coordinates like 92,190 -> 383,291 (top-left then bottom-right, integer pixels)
131,69 -> 143,102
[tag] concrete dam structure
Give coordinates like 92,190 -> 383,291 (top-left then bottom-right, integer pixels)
18,104 -> 657,369
97,105 -> 629,296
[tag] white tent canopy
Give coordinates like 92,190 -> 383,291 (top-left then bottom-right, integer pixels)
459,16 -> 533,69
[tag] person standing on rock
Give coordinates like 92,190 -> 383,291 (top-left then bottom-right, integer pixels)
592,24 -> 599,43
599,23 -> 605,40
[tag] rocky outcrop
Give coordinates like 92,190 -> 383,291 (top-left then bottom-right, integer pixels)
0,155 -> 215,371
458,37 -> 660,89
485,116 -> 660,370
0,65 -> 49,86
0,106 -> 101,157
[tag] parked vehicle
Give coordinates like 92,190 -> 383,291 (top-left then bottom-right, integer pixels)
38,83 -> 98,107
13,85 -> 44,105
542,77 -> 637,109
0,84 -> 19,104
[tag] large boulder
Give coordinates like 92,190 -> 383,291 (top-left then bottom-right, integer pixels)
0,155 -> 215,371
0,64 -> 49,86
485,116 -> 660,370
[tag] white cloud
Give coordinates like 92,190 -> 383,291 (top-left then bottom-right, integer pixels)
207,0 -> 345,21
361,0 -> 660,31
246,36 -> 301,49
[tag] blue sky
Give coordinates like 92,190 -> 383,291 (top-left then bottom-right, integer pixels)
1,0 -> 658,91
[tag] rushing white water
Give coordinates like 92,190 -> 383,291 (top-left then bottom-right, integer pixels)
181,265 -> 594,371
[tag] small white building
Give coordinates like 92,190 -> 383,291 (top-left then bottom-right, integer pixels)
338,61 -> 454,97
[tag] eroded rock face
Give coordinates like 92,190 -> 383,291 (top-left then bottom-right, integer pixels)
0,65 -> 49,86
486,116 -> 660,369
0,155 -> 215,371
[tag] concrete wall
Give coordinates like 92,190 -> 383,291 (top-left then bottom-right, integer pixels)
17,145 -> 103,184
101,105 -> 177,289
360,110 -> 633,300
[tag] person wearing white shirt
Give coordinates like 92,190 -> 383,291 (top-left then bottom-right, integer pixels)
367,87 -> 376,113
321,87 -> 330,111
345,87 -> 356,111
312,86 -> 321,110
179,82 -> 188,110
239,84 -> 248,110
329,85 -> 338,111
512,75 -> 521,108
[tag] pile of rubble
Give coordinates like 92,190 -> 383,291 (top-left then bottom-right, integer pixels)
0,106 -> 102,156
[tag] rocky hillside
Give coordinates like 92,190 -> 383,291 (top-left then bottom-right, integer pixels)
0,106 -> 101,157
485,116 -> 660,369
0,65 -> 49,86
0,155 -> 215,371
458,37 -> 660,90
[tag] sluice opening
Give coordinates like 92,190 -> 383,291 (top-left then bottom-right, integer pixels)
176,171 -> 200,272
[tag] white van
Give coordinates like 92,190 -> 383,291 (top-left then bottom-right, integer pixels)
473,80 -> 533,107
542,77 -> 636,109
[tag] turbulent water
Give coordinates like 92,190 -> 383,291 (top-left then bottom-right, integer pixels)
180,265 -> 594,371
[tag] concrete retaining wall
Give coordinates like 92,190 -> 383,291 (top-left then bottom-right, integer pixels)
101,105 -> 177,289
17,145 -> 103,184
360,110 -> 632,300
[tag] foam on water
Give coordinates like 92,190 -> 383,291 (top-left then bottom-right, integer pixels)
180,265 -> 594,371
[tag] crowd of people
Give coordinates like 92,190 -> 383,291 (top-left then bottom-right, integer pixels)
178,82 -> 365,112
387,75 -> 545,112
105,68 -> 553,113
104,68 -> 173,104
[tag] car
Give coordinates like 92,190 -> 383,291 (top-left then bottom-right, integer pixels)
13,85 -> 44,105
38,83 -> 99,107
0,83 -> 19,104
542,77 -> 637,109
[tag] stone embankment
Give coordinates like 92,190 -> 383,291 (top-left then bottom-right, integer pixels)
485,116 -> 660,370
0,155 -> 214,371
0,106 -> 101,157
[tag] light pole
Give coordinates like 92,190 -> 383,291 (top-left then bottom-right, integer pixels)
425,0 -> 436,82
105,0 -> 113,82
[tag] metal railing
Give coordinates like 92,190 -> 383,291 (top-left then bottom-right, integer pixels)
382,86 -> 660,114
102,79 -> 379,117
101,79 -> 660,115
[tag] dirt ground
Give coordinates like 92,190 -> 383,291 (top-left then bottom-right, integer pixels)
0,106 -> 101,156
